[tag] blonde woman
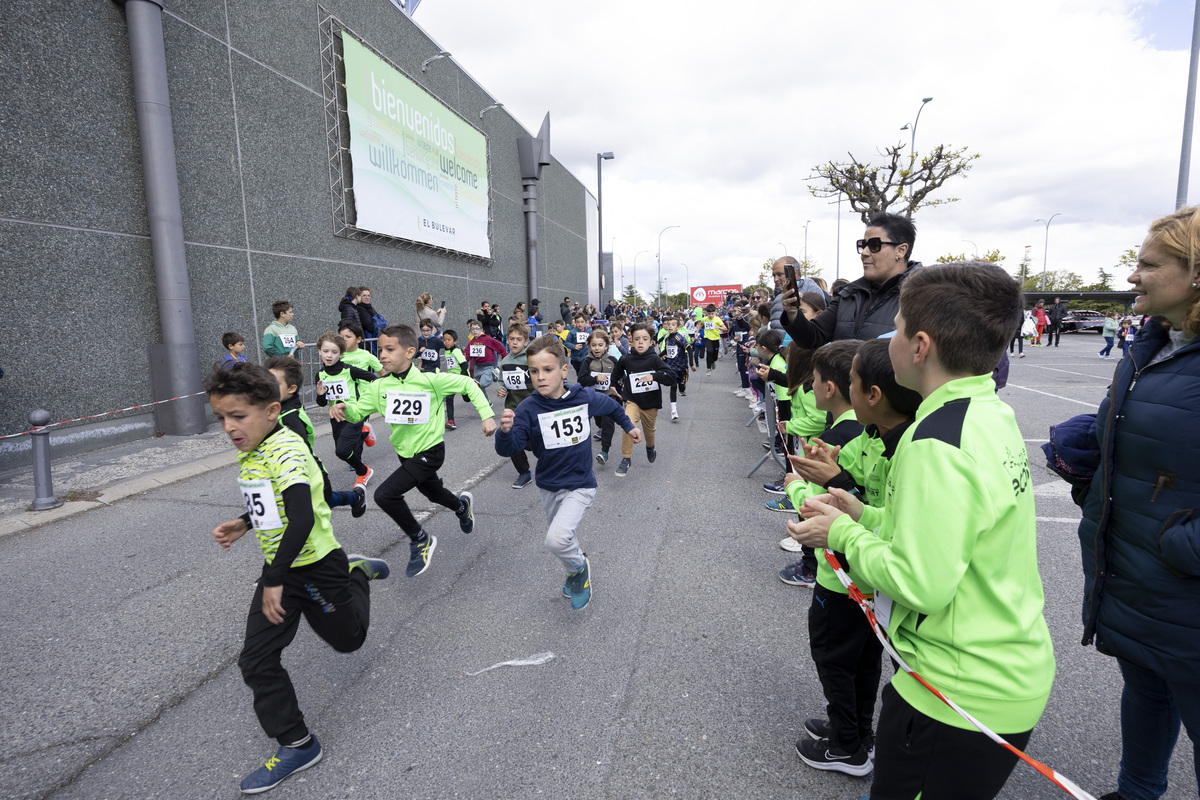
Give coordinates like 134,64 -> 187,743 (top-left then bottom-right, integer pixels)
415,292 -> 446,331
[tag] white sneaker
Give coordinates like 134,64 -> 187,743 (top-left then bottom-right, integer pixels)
780,536 -> 804,553
732,388 -> 745,395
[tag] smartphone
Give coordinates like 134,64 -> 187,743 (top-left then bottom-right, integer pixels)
440,301 -> 447,309
784,263 -> 801,300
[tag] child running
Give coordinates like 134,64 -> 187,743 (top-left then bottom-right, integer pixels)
659,316 -> 691,421
465,319 -> 507,403
496,322 -> 536,489
337,321 -> 380,447
416,320 -> 445,376
313,332 -> 379,488
266,356 -> 367,519
206,363 -> 388,794
494,335 -> 640,609
789,262 -> 1055,800
610,322 -> 677,477
577,328 -> 622,465
330,324 -> 496,578
784,339 -> 921,777
440,329 -> 467,430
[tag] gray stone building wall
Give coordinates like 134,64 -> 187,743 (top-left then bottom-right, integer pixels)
0,1 -> 591,466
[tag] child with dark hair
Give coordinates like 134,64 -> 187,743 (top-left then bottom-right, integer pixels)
789,263 -> 1053,800
416,319 -> 444,375
206,362 -> 388,794
577,328 -> 622,464
659,317 -> 691,420
496,323 -> 536,489
610,322 -> 677,477
221,332 -> 248,369
440,329 -> 467,430
262,301 -> 304,357
782,338 -> 921,777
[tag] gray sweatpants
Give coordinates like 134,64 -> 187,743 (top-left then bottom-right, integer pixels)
539,487 -> 596,574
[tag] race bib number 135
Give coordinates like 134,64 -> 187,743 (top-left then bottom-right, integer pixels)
238,478 -> 282,531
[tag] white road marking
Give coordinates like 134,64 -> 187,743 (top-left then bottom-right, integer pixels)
1005,383 -> 1100,409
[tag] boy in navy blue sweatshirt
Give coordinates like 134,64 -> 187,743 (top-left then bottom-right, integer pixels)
494,335 -> 640,610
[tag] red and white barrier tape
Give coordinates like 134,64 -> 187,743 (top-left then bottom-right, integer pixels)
0,391 -> 208,440
822,550 -> 1097,800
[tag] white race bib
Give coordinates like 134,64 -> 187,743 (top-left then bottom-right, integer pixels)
443,354 -> 457,370
873,591 -> 893,630
502,367 -> 528,390
665,345 -> 679,359
324,379 -> 350,402
704,320 -> 716,331
735,330 -> 748,342
594,373 -> 611,391
279,333 -> 297,347
537,404 -> 590,449
469,343 -> 486,359
238,478 -> 283,531
421,348 -> 438,362
631,371 -> 659,394
384,390 -> 431,425
575,331 -> 589,344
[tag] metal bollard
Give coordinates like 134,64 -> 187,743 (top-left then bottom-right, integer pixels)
29,409 -> 62,511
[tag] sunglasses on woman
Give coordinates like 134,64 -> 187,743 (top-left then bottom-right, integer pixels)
856,237 -> 899,254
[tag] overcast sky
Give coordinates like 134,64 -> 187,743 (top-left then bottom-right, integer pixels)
412,0 -> 1198,297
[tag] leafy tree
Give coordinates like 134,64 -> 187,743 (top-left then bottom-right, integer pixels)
808,143 -> 980,224
797,256 -> 822,281
747,258 -> 774,292
621,283 -> 641,305
1023,269 -> 1083,293
1012,248 -> 1033,288
666,292 -> 689,310
935,248 -> 1005,265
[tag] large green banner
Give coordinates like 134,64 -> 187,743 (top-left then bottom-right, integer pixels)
341,34 -> 490,258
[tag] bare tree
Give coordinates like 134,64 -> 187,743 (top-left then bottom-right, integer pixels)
808,143 -> 979,224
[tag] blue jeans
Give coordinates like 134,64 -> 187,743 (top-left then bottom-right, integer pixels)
1100,336 -> 1115,356
1116,658 -> 1200,800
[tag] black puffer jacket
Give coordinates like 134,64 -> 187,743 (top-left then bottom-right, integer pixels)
784,262 -> 922,346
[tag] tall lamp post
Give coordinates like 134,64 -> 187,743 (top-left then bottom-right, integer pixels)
1036,213 -> 1061,292
596,152 -> 614,304
803,220 -> 811,266
680,262 -> 690,309
633,249 -> 648,305
778,242 -> 788,256
657,225 -> 680,310
899,96 -> 934,164
962,239 -> 979,258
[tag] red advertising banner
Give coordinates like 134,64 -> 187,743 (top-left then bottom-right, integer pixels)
689,284 -> 742,307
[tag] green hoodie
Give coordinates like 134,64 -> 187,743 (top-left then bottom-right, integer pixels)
827,373 -> 1053,734
339,366 -> 493,458
262,320 -> 299,357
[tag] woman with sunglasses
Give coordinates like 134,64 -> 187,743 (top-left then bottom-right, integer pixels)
781,213 -> 920,346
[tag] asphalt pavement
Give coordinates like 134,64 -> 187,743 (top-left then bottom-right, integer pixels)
0,333 -> 1195,800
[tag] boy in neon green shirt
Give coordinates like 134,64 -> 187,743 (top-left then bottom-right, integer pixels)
206,363 -> 388,794
790,262 -> 1054,799
331,324 -> 496,578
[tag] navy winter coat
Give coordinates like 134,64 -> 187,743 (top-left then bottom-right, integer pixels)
1076,319 -> 1200,683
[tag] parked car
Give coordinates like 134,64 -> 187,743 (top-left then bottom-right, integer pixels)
1061,310 -> 1105,333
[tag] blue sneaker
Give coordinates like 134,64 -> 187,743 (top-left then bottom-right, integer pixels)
239,737 -> 322,794
347,554 -> 390,581
615,458 -> 631,477
512,472 -> 533,490
456,491 -> 474,533
406,534 -> 437,577
763,482 -> 785,495
596,451 -> 608,465
765,497 -> 795,512
565,557 -> 592,610
779,563 -> 816,587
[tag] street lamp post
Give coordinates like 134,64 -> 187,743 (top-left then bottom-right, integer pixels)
962,239 -> 979,258
778,242 -> 788,256
596,152 -> 614,304
680,262 -> 690,308
1036,213 -> 1061,292
899,96 -> 934,164
633,249 -> 648,304
657,225 -> 680,310
803,220 -> 811,266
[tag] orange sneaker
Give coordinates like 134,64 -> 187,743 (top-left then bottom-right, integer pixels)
363,422 -> 376,448
354,466 -> 374,489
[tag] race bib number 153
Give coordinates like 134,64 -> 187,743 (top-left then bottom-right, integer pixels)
537,404 -> 590,449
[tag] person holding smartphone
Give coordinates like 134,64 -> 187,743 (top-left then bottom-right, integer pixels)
780,213 -> 922,346
415,292 -> 446,332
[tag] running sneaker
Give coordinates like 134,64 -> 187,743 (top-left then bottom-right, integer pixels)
512,472 -> 533,490
596,451 -> 608,465
646,446 -> 657,463
406,534 -> 437,577
593,433 -> 602,441
354,465 -> 374,489
445,420 -> 457,431
671,410 -> 679,422
615,458 -> 631,477
456,492 -> 474,533
803,718 -> 876,758
779,536 -> 804,553
351,485 -> 368,518
363,423 -> 376,447
763,482 -> 785,494
564,557 -> 592,610
240,737 -> 323,794
779,563 -> 816,587
346,553 -> 390,581
794,736 -> 872,777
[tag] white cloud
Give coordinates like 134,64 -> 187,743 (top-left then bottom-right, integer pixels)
414,0 -> 1200,293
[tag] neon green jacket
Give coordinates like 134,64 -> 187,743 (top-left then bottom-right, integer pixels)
827,374 -> 1054,733
785,384 -> 827,438
340,366 -> 493,458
